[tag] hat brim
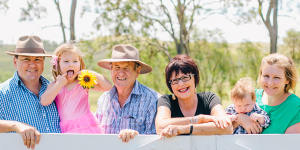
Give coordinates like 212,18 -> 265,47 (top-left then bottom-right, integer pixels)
98,59 -> 152,74
5,51 -> 53,57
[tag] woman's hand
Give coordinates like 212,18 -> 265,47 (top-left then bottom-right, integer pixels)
160,125 -> 180,138
211,115 -> 232,129
236,114 -> 262,134
118,129 -> 139,143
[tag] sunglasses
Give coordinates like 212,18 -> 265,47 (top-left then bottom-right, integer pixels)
169,74 -> 194,85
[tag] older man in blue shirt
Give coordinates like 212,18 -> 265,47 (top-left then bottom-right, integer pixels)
0,35 -> 60,149
96,44 -> 159,142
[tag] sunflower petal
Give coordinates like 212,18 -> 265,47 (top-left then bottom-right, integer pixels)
78,70 -> 97,89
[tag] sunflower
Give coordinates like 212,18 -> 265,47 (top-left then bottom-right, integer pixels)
78,70 -> 97,89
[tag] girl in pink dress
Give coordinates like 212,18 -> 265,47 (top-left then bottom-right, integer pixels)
40,43 -> 112,133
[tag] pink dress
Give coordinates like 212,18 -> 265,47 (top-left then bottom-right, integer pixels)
55,83 -> 102,134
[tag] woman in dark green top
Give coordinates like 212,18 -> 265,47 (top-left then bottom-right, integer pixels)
237,54 -> 300,134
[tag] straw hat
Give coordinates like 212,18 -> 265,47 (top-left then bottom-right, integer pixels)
5,35 -> 52,57
98,44 -> 152,74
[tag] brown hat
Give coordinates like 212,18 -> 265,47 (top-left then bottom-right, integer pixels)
5,35 -> 52,57
98,44 -> 152,74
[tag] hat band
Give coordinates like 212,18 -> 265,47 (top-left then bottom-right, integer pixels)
15,48 -> 45,54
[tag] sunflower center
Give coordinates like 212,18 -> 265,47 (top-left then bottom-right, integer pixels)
83,76 -> 90,82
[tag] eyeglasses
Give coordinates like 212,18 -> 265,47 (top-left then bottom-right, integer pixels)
169,74 -> 193,85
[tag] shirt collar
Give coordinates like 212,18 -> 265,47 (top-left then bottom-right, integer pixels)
110,80 -> 141,103
12,71 -> 49,88
131,80 -> 141,96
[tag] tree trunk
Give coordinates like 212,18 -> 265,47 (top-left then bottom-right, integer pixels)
176,43 -> 183,54
270,0 -> 278,54
258,0 -> 278,54
70,0 -> 77,41
54,0 -> 66,43
270,31 -> 277,54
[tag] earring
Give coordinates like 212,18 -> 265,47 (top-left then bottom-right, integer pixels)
172,94 -> 176,100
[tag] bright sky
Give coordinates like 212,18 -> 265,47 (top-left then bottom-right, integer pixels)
0,1 -> 299,44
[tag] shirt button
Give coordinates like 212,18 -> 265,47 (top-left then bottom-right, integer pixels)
43,114 -> 46,117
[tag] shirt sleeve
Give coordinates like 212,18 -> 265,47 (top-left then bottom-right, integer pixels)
225,104 -> 236,115
201,92 -> 221,114
157,95 -> 172,109
0,94 -> 5,120
95,92 -> 106,120
254,104 -> 270,128
288,108 -> 300,128
144,100 -> 157,134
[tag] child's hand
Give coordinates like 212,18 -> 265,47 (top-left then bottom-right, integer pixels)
56,73 -> 68,87
250,113 -> 265,125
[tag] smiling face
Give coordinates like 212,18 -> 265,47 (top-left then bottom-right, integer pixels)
58,51 -> 81,81
233,94 -> 255,114
111,62 -> 141,89
260,64 -> 289,96
14,56 -> 44,83
170,71 -> 196,101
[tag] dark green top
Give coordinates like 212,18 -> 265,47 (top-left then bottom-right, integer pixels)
256,89 -> 300,134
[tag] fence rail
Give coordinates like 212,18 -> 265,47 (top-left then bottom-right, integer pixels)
1,133 -> 299,150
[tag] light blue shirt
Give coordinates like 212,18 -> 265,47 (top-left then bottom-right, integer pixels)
96,80 -> 159,134
0,72 -> 61,133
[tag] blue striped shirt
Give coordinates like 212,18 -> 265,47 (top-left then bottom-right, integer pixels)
0,72 -> 61,133
96,80 -> 159,134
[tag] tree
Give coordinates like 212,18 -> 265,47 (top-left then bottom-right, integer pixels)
258,0 -> 278,54
70,0 -> 77,41
13,0 -> 78,42
53,0 -> 66,42
224,0 -> 279,53
283,29 -> 300,60
93,0 -> 223,55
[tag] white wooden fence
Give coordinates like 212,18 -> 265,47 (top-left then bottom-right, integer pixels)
1,133 -> 299,150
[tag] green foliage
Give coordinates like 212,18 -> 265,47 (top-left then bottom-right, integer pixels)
79,35 -> 172,94
77,35 -> 271,105
1,35 -> 300,108
234,42 -> 265,81
283,29 -> 300,61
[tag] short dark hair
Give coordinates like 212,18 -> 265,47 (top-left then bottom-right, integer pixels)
165,54 -> 199,93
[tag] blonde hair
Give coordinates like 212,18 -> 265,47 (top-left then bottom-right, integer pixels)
259,53 -> 297,93
231,77 -> 256,102
52,43 -> 85,80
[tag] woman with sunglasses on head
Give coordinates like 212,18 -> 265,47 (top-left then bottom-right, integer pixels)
155,55 -> 233,138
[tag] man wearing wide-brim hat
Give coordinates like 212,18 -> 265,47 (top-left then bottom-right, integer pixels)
96,44 -> 159,142
0,35 -> 60,149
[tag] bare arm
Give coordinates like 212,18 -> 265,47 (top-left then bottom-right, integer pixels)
155,106 -> 216,134
89,70 -> 112,91
161,122 -> 232,138
0,120 -> 18,133
0,120 -> 40,149
40,74 -> 67,106
210,104 -> 232,129
285,123 -> 300,134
